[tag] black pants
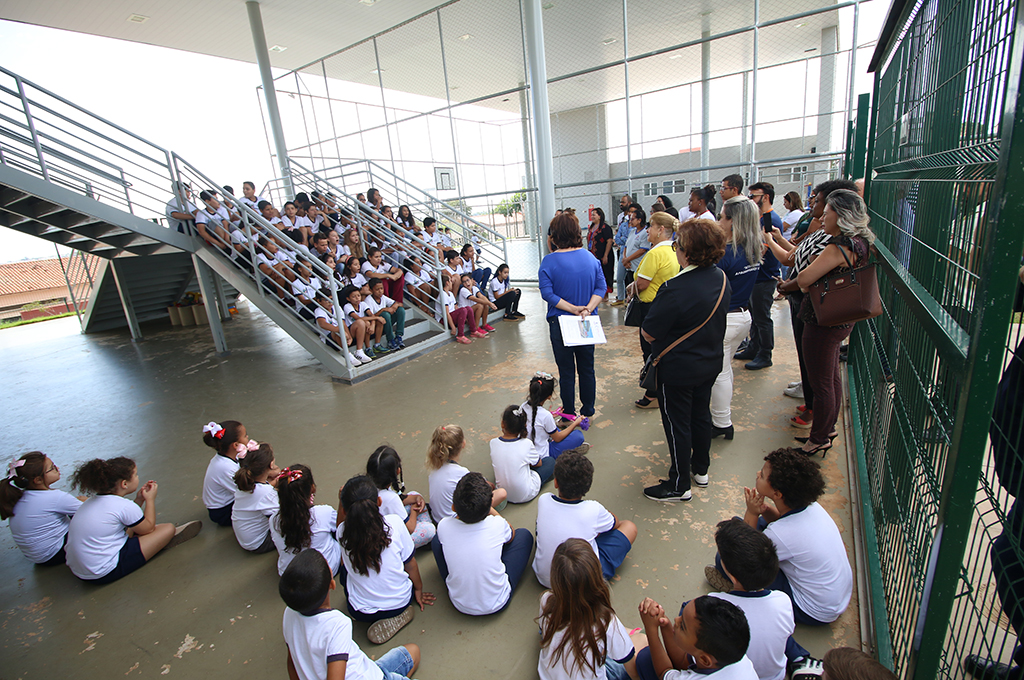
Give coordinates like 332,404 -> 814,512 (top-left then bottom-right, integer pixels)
494,289 -> 521,315
748,279 -> 775,358
657,376 -> 715,494
637,302 -> 655,398
788,292 -> 814,411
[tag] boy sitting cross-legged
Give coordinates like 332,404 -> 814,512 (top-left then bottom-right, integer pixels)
432,472 -> 534,616
627,594 -> 758,680
279,549 -> 420,680
532,450 -> 638,588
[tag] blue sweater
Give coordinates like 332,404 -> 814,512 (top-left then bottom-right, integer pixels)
539,249 -> 607,319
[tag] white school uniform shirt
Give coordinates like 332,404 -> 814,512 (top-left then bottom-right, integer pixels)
762,502 -> 852,623
281,607 -> 383,680
488,277 -> 510,302
362,260 -> 392,276
435,290 -> 457,323
313,307 -> 338,344
457,285 -> 482,309
521,402 -> 558,460
533,493 -> 616,588
270,504 -> 341,576
8,489 -> 82,563
405,269 -> 426,288
378,488 -> 407,519
66,494 -> 145,580
709,591 -> 794,680
238,195 -> 264,212
231,483 -> 278,550
291,277 -> 319,312
195,205 -> 231,229
202,454 -> 239,510
422,230 -> 441,247
364,294 -> 394,315
229,229 -> 249,258
279,214 -> 313,233
537,591 -> 635,680
256,252 -> 277,270
339,514 -> 414,614
427,461 -> 470,523
436,514 -> 513,615
342,300 -> 371,328
165,197 -> 196,231
665,655 -> 759,680
490,437 -> 541,504
276,247 -> 297,266
342,273 -> 368,290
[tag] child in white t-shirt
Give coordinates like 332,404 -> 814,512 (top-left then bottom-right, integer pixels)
742,448 -> 853,626
436,274 -> 482,344
340,284 -> 374,365
402,255 -> 436,315
704,518 -> 798,680
433,472 -> 534,616
366,445 -> 435,549
337,476 -> 434,644
341,256 -> 371,296
533,451 -> 637,588
1,452 -> 83,565
201,419 -> 255,527
232,443 -> 281,553
270,464 -> 341,577
458,273 -> 498,334
279,201 -> 314,248
279,549 -> 421,680
366,278 -> 405,352
66,457 -> 201,583
538,538 -> 637,680
489,263 -> 525,321
522,372 -> 588,459
491,405 -> 554,504
425,424 -> 507,524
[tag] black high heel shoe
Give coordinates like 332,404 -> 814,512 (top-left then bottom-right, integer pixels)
800,442 -> 832,458
795,433 -> 838,445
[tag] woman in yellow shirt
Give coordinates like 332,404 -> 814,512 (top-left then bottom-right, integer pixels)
628,212 -> 681,408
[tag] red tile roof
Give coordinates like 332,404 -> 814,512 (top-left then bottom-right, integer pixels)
0,258 -> 74,296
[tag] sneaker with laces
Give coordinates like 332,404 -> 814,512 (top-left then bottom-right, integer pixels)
363,347 -> 376,359
565,443 -> 591,456
784,384 -> 804,398
355,350 -> 371,363
348,352 -> 363,367
643,481 -> 691,502
367,606 -> 415,645
790,656 -> 825,680
166,520 -> 203,550
692,472 -> 709,487
482,323 -> 497,332
704,565 -> 732,592
788,380 -> 801,388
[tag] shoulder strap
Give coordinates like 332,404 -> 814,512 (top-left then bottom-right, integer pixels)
651,270 -> 728,367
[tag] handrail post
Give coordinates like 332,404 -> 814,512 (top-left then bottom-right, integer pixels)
54,244 -> 83,328
16,76 -> 49,182
327,272 -> 354,378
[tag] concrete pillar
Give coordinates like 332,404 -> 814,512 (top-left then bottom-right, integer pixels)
523,0 -> 556,257
817,25 -> 839,155
518,83 -> 536,242
246,1 -> 293,196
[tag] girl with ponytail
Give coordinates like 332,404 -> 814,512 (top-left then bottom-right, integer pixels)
231,443 -> 280,553
270,464 -> 341,576
688,184 -> 717,221
366,446 -> 436,549
490,404 -> 555,504
338,475 -> 434,644
425,424 -> 507,524
66,457 -> 201,583
1,452 -> 83,566
521,373 -> 588,462
201,420 -> 258,527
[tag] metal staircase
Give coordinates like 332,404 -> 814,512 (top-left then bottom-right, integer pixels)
0,66 -> 449,382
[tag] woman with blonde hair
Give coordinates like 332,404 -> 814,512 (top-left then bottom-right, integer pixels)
710,196 -> 763,440
629,211 -> 681,409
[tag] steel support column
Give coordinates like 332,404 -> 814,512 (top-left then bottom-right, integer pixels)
110,260 -> 142,342
192,254 -> 229,355
523,0 -> 556,256
246,1 -> 293,196
701,15 -> 711,183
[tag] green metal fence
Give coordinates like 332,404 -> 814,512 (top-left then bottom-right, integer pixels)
848,0 -> 1024,677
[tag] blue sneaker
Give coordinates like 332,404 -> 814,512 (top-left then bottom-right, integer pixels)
364,347 -> 375,359
388,338 -> 400,350
397,336 -> 406,349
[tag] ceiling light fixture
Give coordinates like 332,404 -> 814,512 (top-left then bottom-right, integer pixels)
127,14 -> 149,23
602,38 -> 617,45
542,2 -> 555,9
804,47 -> 818,52
359,0 -> 379,5
668,53 -> 683,59
370,68 -> 382,74
459,33 -> 472,40
795,22 -> 807,28
270,45 -> 287,53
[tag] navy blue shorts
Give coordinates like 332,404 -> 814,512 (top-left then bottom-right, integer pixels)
38,535 -> 69,567
208,504 -> 233,527
597,528 -> 632,581
88,536 -> 146,585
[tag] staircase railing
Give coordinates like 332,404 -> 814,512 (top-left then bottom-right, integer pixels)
261,159 -> 509,274
55,246 -> 100,328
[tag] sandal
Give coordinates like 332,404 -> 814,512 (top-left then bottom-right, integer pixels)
795,433 -> 838,444
635,396 -> 658,409
800,442 -> 832,458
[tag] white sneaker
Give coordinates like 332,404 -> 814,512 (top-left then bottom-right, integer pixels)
692,473 -> 709,487
784,384 -> 804,399
348,353 -> 363,367
355,350 -> 371,363
787,380 -> 801,388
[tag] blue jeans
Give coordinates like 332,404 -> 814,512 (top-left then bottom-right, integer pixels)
615,253 -> 627,301
432,528 -> 534,614
376,644 -> 416,680
472,267 -> 492,293
548,429 -> 586,458
548,317 -> 596,417
533,456 -> 556,486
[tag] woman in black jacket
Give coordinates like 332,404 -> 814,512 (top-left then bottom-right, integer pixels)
641,218 -> 731,502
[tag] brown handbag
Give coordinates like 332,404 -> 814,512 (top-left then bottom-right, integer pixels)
808,243 -> 882,326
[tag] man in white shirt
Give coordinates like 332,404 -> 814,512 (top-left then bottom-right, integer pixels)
165,182 -> 197,234
195,190 -> 232,249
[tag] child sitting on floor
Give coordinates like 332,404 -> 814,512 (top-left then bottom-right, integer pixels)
532,450 -> 637,588
739,448 -> 853,627
425,424 -> 506,524
279,549 -> 421,680
704,518 -> 797,680
432,472 -> 534,616
629,595 -> 757,680
201,420 -> 256,527
522,372 -> 589,459
1,452 -> 83,566
270,464 -> 341,577
366,445 -> 435,549
490,405 -> 555,504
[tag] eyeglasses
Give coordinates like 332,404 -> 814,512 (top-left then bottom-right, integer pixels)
45,464 -> 58,473
671,242 -> 679,251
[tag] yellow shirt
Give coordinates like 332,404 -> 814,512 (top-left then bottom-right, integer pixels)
635,241 -> 680,302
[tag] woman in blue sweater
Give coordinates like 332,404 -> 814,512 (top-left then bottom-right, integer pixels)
539,212 -> 607,420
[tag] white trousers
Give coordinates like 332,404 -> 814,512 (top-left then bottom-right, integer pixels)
711,310 -> 752,428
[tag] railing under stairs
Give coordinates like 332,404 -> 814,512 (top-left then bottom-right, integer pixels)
0,65 -> 448,382
54,245 -> 101,329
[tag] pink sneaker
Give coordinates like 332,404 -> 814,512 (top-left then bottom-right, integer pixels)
471,330 -> 488,338
482,323 -> 497,332
456,336 -> 472,344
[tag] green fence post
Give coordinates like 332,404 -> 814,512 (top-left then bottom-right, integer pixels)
850,93 -> 870,182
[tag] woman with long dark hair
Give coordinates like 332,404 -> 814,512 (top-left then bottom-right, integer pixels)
587,208 -> 615,299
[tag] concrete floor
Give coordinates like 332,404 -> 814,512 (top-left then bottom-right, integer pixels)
0,290 -> 860,679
